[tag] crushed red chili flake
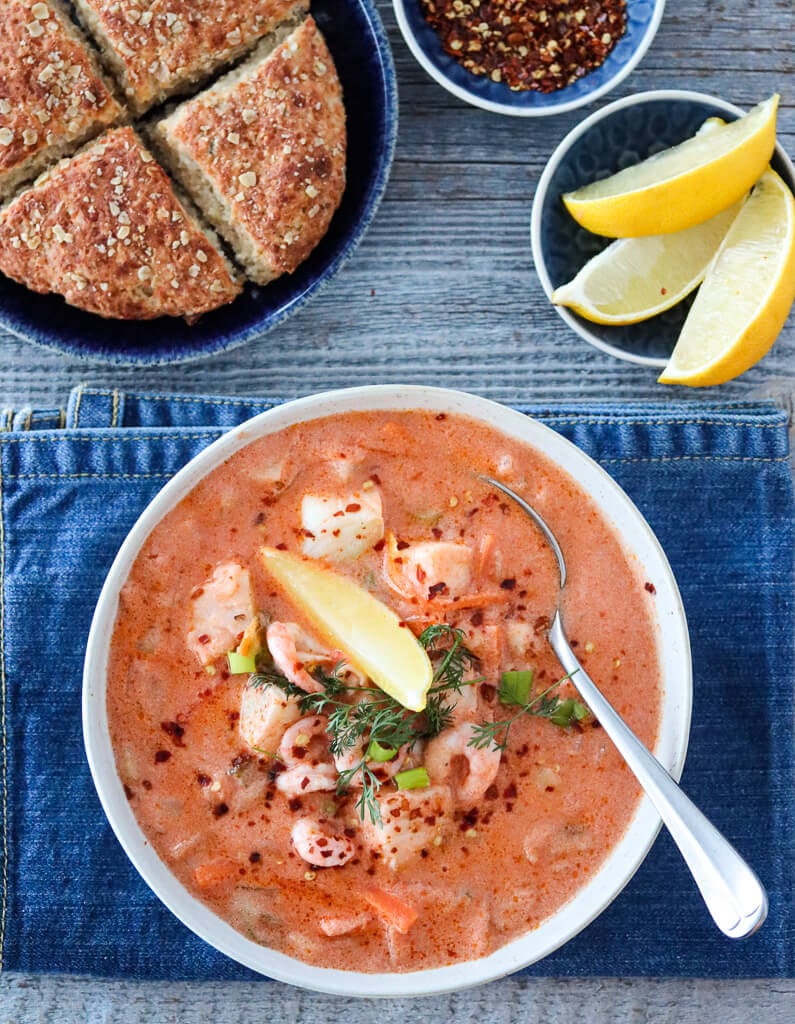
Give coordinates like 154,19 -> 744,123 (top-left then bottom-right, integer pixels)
419,0 -> 627,93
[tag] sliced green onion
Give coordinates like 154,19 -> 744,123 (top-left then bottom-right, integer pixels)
394,767 -> 430,791
548,698 -> 589,729
227,650 -> 257,675
366,740 -> 398,763
499,669 -> 535,707
573,701 -> 590,721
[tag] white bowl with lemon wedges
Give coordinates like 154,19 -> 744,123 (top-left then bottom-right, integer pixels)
531,90 -> 795,385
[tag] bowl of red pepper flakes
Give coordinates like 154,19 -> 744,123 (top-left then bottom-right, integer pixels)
392,0 -> 666,116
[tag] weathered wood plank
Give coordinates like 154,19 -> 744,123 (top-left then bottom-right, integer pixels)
0,1 -> 793,1019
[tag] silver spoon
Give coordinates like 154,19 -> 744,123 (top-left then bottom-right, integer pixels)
481,474 -> 768,939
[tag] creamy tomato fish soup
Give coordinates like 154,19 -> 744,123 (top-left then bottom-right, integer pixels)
104,408 -> 664,974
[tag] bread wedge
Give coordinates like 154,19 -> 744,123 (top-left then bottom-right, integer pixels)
153,16 -> 346,286
0,127 -> 241,320
0,0 -> 123,202
72,0 -> 308,115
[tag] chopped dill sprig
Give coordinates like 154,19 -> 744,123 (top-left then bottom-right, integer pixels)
469,670 -> 587,752
249,625 -> 480,823
336,761 -> 384,825
419,623 -> 482,691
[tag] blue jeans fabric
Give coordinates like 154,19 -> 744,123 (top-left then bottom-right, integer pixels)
0,386 -> 792,980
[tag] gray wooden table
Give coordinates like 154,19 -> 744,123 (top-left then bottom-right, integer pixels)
1,0 -> 793,1019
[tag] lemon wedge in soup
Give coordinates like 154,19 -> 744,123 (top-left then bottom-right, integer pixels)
260,547 -> 433,712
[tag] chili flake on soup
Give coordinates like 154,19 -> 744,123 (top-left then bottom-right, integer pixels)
107,410 -> 661,972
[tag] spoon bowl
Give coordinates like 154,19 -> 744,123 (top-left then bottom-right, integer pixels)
481,473 -> 768,939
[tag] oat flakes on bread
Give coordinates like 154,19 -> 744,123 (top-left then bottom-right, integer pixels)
0,127 -> 241,320
0,0 -> 123,202
154,16 -> 346,286
72,0 -> 308,115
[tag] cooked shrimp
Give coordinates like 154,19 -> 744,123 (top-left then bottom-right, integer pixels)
276,763 -> 338,797
291,817 -> 355,868
423,722 -> 501,808
266,623 -> 329,694
266,622 -> 368,693
187,561 -> 254,665
277,715 -> 332,767
448,683 -> 480,726
275,715 -> 338,796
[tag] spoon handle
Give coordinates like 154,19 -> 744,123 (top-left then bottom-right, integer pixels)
549,612 -> 768,939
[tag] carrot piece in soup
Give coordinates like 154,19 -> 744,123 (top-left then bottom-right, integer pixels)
194,858 -> 239,889
363,888 -> 419,934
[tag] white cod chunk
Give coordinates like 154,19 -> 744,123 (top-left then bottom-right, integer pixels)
187,561 -> 255,665
395,540 -> 474,599
239,685 -> 302,753
361,786 -> 453,871
301,489 -> 384,562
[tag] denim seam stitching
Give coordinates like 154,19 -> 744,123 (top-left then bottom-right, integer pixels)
0,428 -> 786,447
102,389 -> 779,417
7,473 -> 176,480
0,454 -> 7,972
598,456 -> 791,464
0,433 -> 221,445
87,390 -> 271,408
89,389 -> 786,427
539,418 -> 783,429
3,456 -> 790,480
111,390 -> 120,429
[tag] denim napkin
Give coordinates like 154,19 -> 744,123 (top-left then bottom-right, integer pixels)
0,386 -> 792,980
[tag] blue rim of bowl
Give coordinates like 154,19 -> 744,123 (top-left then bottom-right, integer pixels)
530,89 -> 795,368
0,0 -> 399,366
392,0 -> 666,117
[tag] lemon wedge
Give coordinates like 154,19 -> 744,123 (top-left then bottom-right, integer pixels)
563,95 -> 779,237
552,199 -> 744,324
260,547 -> 433,712
658,168 -> 795,386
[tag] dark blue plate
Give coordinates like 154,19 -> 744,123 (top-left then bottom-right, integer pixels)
531,91 -> 795,366
0,0 -> 398,365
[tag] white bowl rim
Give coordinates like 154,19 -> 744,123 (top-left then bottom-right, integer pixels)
83,384 -> 692,997
531,88 -> 795,368
391,0 -> 667,117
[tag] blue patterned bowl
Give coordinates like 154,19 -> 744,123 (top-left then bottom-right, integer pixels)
531,90 -> 795,367
392,0 -> 665,116
0,0 -> 398,365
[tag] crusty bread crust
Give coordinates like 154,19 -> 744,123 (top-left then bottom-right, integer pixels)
72,0 -> 308,115
0,127 -> 241,320
0,0 -> 123,201
155,16 -> 346,285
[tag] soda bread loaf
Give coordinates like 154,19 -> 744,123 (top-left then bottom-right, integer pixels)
0,0 -> 122,202
71,0 -> 308,115
0,5 -> 347,321
153,16 -> 346,286
0,127 -> 241,320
